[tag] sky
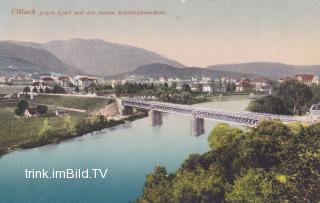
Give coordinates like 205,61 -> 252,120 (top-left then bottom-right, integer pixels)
1,0 -> 320,67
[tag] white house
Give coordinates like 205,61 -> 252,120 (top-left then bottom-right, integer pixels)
24,108 -> 39,117
73,76 -> 97,88
295,74 -> 319,86
308,103 -> 320,123
202,85 -> 212,93
251,78 -> 272,92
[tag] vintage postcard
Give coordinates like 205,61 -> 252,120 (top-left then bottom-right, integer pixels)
0,0 -> 319,202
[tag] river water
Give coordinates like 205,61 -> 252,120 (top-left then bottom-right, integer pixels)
0,99 -> 250,203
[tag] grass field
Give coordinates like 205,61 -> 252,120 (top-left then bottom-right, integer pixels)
33,95 -> 111,111
0,107 -> 87,153
0,94 -> 113,154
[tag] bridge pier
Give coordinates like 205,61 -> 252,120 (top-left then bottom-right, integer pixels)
191,117 -> 205,136
116,99 -> 134,116
149,110 -> 163,126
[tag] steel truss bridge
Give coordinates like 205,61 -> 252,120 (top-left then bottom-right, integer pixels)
122,98 -> 307,127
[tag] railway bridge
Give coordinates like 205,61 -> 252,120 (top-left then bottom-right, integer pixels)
118,98 -> 307,136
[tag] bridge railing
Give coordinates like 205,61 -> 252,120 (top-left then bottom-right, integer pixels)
122,98 -> 308,125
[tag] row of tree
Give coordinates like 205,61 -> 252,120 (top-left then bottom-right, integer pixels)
23,85 -> 66,94
114,82 -> 207,104
137,120 -> 320,202
247,79 -> 317,115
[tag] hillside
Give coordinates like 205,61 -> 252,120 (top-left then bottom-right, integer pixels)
0,42 -> 84,76
207,62 -> 320,79
111,63 -> 262,79
9,39 -> 184,76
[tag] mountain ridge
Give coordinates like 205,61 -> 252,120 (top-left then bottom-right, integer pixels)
110,63 -> 263,80
7,39 -> 184,76
0,41 -> 85,76
207,62 -> 320,79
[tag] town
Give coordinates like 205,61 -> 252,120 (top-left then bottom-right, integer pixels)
0,72 -> 319,99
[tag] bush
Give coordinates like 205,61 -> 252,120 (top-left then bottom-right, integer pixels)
15,100 -> 29,116
247,95 -> 289,115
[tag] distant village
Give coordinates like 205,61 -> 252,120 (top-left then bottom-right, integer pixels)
0,72 -> 319,96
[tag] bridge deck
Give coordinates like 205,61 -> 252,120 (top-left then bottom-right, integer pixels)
122,98 -> 308,127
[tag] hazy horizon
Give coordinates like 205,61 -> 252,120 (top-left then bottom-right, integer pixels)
1,0 -> 320,67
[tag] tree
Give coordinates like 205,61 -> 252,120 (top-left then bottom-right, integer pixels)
15,100 -> 29,116
52,85 -> 66,94
138,165 -> 173,203
39,87 -> 44,93
159,91 -> 170,102
227,82 -> 236,92
137,120 -> 320,202
226,169 -> 274,202
196,84 -> 203,93
247,95 -> 290,115
275,79 -> 313,115
36,105 -> 48,116
32,87 -> 38,93
208,123 -> 243,149
172,168 -> 225,203
182,84 -> 191,93
45,87 -> 51,93
75,86 -> 80,93
23,86 -> 31,93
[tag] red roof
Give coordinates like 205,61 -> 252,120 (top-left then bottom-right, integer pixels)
295,74 -> 316,81
252,77 -> 271,83
42,77 -> 54,81
58,76 -> 69,81
79,77 -> 94,81
240,81 -> 252,88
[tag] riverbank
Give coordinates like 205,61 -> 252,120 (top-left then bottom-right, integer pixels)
0,93 -> 148,157
0,110 -> 148,157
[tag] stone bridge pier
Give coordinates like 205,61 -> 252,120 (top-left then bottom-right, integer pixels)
149,110 -> 163,126
191,117 -> 205,136
117,99 -> 134,116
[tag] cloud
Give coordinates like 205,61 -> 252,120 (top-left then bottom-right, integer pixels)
181,0 -> 187,3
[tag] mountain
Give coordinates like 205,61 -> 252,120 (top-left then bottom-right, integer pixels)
9,39 -> 184,76
0,42 -> 84,76
207,62 -> 320,79
111,63 -> 262,79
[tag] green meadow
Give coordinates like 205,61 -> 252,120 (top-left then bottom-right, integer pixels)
0,94 -> 112,155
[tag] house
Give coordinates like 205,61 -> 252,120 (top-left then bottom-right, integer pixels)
307,103 -> 320,123
58,76 -> 70,88
10,75 -> 33,86
0,76 -> 8,84
55,109 -> 67,117
73,76 -> 97,88
41,76 -> 55,86
295,74 -> 319,86
202,85 -> 212,93
236,79 -> 253,92
24,108 -> 39,117
251,78 -> 272,92
190,84 -> 198,92
111,80 -> 122,88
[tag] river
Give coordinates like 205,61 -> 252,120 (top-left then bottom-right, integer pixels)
0,99 -> 250,203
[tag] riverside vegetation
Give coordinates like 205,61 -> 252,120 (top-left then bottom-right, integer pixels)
137,120 -> 320,203
247,79 -> 320,115
114,82 -> 209,104
0,94 -> 146,156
